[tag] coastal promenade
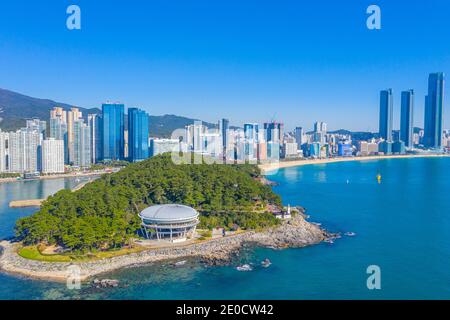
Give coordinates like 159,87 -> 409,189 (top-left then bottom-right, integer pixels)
258,154 -> 450,173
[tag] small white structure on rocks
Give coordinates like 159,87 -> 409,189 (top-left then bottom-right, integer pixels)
275,204 -> 292,220
139,204 -> 199,242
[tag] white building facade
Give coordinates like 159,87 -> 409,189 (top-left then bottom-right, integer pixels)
42,138 -> 65,174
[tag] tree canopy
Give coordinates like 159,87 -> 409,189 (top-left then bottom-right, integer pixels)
15,154 -> 281,252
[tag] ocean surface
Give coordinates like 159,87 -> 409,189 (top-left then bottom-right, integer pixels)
1,157 -> 450,299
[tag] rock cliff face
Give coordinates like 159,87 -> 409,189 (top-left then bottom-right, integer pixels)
0,215 -> 328,282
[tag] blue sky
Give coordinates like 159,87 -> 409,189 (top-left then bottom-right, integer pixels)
0,0 -> 449,131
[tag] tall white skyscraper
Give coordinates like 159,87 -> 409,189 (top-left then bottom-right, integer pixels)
50,107 -> 69,164
88,114 -> 102,164
313,121 -> 327,144
42,138 -> 65,173
73,120 -> 91,167
26,119 -> 47,140
0,130 -> 8,172
67,107 -> 83,164
8,129 -> 41,173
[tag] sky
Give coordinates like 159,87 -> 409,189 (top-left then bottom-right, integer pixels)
0,0 -> 450,132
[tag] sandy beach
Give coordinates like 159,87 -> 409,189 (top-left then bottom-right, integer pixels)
258,154 -> 450,173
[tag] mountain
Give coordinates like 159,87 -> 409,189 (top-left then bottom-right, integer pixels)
0,88 -> 216,137
0,88 -> 100,131
148,114 -> 216,138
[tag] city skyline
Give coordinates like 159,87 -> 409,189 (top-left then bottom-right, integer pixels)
1,1 -> 450,131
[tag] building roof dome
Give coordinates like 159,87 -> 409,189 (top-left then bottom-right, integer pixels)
139,204 -> 199,223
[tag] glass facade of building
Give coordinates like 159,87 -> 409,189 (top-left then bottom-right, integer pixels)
379,89 -> 393,142
424,73 -> 444,149
128,108 -> 149,162
400,90 -> 414,148
102,103 -> 125,161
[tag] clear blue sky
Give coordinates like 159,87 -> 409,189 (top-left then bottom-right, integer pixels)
0,0 -> 449,132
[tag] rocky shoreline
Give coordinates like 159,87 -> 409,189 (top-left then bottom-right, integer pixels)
0,214 -> 329,283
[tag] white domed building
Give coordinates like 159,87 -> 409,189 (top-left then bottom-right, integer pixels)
139,204 -> 200,242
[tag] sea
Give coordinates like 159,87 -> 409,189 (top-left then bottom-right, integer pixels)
1,157 -> 450,299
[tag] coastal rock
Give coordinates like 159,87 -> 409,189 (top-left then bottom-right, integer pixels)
0,215 -> 327,282
92,279 -> 119,288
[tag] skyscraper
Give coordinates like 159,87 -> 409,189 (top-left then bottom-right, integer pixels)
221,118 -> 229,160
313,121 -> 327,144
243,123 -> 259,141
400,90 -> 414,148
424,73 -> 445,149
73,119 -> 91,167
8,129 -> 41,173
50,107 -> 67,121
379,89 -> 393,142
26,119 -> 47,140
294,127 -> 304,148
264,122 -> 283,143
88,114 -> 102,163
128,108 -> 149,162
102,103 -> 125,161
67,107 -> 83,163
42,138 -> 65,173
50,107 -> 69,164
0,130 -> 7,172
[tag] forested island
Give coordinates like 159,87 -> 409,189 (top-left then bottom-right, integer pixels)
15,154 -> 281,253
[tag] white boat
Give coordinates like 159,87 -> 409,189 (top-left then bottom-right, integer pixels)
236,264 -> 253,271
344,232 -> 356,237
324,239 -> 334,244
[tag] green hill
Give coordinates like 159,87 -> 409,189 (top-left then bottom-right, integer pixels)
15,154 -> 281,252
0,88 -> 218,136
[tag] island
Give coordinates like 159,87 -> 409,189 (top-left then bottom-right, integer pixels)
0,154 -> 328,282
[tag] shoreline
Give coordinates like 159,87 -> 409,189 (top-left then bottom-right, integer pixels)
0,215 -> 329,283
258,154 -> 450,174
0,171 -> 110,185
8,178 -> 99,208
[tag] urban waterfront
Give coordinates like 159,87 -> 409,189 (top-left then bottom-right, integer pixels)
1,157 -> 450,299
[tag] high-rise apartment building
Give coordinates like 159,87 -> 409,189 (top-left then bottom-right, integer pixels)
8,129 -> 41,173
50,108 -> 69,164
67,108 -> 83,163
424,73 -> 444,149
88,114 -> 102,163
400,90 -> 414,148
294,127 -> 305,148
41,138 -> 65,173
102,103 -> 125,161
379,89 -> 393,142
128,108 -> 149,162
0,130 -> 7,172
73,120 -> 91,167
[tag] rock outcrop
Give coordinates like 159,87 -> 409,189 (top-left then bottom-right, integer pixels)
0,215 -> 328,282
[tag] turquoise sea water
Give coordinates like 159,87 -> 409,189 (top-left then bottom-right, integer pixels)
1,157 -> 450,299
